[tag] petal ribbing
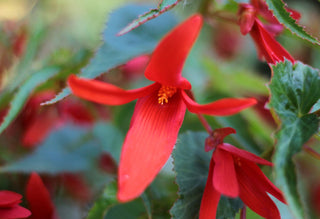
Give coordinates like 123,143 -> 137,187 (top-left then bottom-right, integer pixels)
68,75 -> 159,105
117,91 -> 186,202
144,14 -> 202,89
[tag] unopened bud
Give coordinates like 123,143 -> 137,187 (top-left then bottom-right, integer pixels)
238,4 -> 257,35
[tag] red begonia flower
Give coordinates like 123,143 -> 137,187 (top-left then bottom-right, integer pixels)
26,172 -> 56,219
68,14 -> 257,202
0,190 -> 31,219
249,0 -> 301,36
238,3 -> 296,65
200,128 -> 285,219
249,19 -> 295,64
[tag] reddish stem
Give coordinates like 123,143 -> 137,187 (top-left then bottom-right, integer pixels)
303,145 -> 320,160
197,113 -> 213,134
240,205 -> 247,219
185,90 -> 213,134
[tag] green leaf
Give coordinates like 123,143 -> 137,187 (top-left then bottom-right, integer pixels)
0,122 -> 124,174
86,181 -> 118,219
170,131 -> 242,219
104,199 -> 148,219
268,60 -> 320,219
0,125 -> 101,174
87,181 -> 151,219
0,67 -> 60,135
117,0 -> 182,36
265,0 -> 320,45
43,5 -> 177,105
0,22 -> 47,109
92,122 -> 124,163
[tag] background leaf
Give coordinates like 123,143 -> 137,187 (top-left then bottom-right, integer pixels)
0,67 -> 60,135
265,0 -> 320,45
170,131 -> 242,218
43,4 -> 177,105
117,0 -> 182,35
0,122 -> 123,174
0,125 -> 100,173
86,181 -> 118,219
268,60 -> 320,219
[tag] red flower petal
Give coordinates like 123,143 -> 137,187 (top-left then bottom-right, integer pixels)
0,205 -> 31,219
68,75 -> 159,105
26,172 -> 55,219
205,127 -> 236,152
219,143 -> 272,166
59,99 -> 95,124
144,14 -> 203,89
22,110 -> 58,148
237,164 -> 281,219
199,159 -> 221,219
213,148 -> 239,197
182,91 -> 257,116
238,4 -> 257,35
286,8 -> 301,21
0,191 -> 22,207
61,174 -> 92,202
117,90 -> 186,202
250,19 -> 295,64
238,159 -> 286,204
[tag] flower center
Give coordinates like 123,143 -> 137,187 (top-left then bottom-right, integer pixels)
158,85 -> 177,105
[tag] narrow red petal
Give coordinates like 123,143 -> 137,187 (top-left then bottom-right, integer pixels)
250,19 -> 295,64
238,159 -> 286,203
0,205 -> 31,219
219,143 -> 272,166
0,191 -> 22,207
144,14 -> 203,89
117,90 -> 186,202
68,75 -> 159,105
199,159 -> 221,219
237,165 -> 281,219
213,147 -> 239,197
182,91 -> 257,116
26,172 -> 55,219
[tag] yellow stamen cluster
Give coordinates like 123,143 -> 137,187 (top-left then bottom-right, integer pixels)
158,85 -> 177,105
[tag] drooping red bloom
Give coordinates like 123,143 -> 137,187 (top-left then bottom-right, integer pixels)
200,128 -> 286,219
68,14 -> 257,202
238,2 -> 296,65
25,172 -> 57,219
0,190 -> 31,219
250,0 -> 300,36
